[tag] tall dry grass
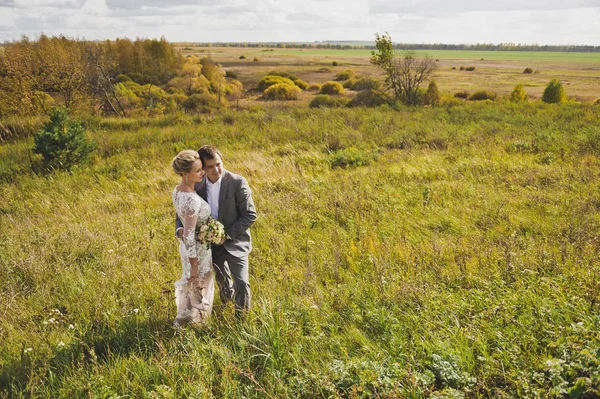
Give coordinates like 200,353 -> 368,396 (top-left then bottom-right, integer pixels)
1,102 -> 599,397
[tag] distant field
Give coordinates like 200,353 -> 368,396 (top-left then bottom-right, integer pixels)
180,46 -> 600,103
187,47 -> 600,63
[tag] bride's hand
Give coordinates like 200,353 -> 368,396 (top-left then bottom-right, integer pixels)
188,259 -> 198,281
188,268 -> 198,281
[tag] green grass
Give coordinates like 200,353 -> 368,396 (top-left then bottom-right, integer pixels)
1,103 -> 600,397
236,48 -> 600,63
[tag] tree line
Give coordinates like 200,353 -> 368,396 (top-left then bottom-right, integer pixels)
191,42 -> 600,52
0,35 -> 238,117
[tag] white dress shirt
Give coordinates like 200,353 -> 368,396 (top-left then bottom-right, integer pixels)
206,175 -> 222,220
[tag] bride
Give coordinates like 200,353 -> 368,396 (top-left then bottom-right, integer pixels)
171,150 -> 215,327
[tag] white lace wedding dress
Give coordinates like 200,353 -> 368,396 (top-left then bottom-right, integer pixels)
172,188 -> 214,327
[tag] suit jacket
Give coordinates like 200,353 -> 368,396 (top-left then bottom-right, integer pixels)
177,169 -> 257,258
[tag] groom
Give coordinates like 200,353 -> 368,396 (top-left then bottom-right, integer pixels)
176,145 -> 257,313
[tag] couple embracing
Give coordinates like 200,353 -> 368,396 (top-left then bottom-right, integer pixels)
171,145 -> 257,327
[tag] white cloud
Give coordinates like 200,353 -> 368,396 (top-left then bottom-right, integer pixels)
0,0 -> 598,44
2,0 -> 86,9
105,0 -> 210,11
369,0 -> 599,15
107,6 -> 197,17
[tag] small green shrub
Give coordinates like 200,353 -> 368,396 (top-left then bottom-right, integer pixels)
459,66 -> 465,71
260,83 -> 301,101
542,79 -> 566,104
182,93 -> 221,113
342,78 -> 357,89
351,77 -> 381,91
510,84 -> 528,103
329,147 -> 379,169
593,98 -> 600,105
32,107 -> 96,171
320,81 -> 344,95
253,57 -> 259,62
226,79 -> 244,96
523,67 -> 533,74
439,92 -> 462,106
348,90 -> 387,107
225,70 -> 238,79
335,70 -> 355,81
317,67 -> 331,73
259,73 -> 307,91
309,95 -> 331,108
309,94 -> 348,108
469,90 -> 496,101
465,66 -> 476,71
257,76 -> 296,92
424,81 -> 440,106
293,79 -> 309,90
332,61 -> 338,66
239,55 -> 246,59
454,91 -> 469,99
308,83 -> 322,92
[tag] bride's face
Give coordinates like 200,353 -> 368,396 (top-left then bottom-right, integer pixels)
187,159 -> 204,184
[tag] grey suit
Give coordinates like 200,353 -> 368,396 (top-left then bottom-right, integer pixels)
176,169 -> 257,311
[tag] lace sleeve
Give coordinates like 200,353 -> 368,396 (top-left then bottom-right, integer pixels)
182,198 -> 198,259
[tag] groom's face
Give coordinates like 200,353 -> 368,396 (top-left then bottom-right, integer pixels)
203,155 -> 223,184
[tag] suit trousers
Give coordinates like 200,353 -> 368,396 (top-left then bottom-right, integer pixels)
211,245 -> 251,312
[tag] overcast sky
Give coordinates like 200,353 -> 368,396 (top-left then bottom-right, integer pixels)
0,0 -> 599,45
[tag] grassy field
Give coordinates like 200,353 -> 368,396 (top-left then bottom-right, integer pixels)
184,46 -> 600,62
180,46 -> 600,104
224,48 -> 600,62
1,101 -> 600,397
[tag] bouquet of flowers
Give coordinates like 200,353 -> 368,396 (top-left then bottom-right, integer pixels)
196,217 -> 226,249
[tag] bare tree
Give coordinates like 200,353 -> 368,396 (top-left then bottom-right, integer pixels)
371,33 -> 437,106
85,44 -> 127,117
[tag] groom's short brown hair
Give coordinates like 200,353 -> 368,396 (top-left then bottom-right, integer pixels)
198,145 -> 222,164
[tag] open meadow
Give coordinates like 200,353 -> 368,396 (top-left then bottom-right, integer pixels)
1,47 -> 600,398
179,46 -> 600,104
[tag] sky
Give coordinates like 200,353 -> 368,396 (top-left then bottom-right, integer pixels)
0,0 -> 599,45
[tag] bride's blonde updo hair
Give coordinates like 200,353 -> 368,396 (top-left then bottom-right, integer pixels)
172,150 -> 200,176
